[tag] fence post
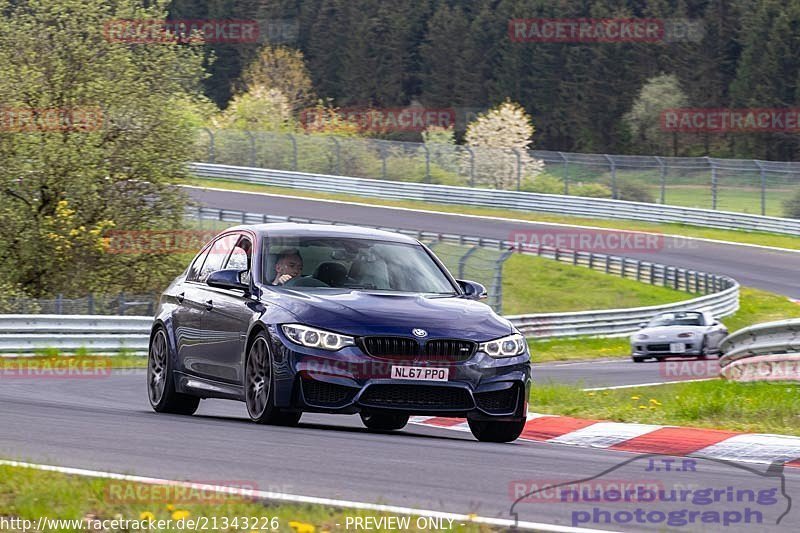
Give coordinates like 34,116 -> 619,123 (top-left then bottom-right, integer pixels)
87,293 -> 94,315
492,249 -> 514,313
288,133 -> 298,171
56,293 -> 63,314
654,156 -> 666,204
245,131 -> 256,167
330,137 -> 341,175
203,128 -> 215,163
709,157 -> 718,210
379,144 -> 388,179
465,146 -> 475,187
755,160 -> 766,216
423,144 -> 431,183
118,292 -> 125,315
513,148 -> 522,191
458,246 -> 479,279
559,151 -> 569,195
604,154 -> 617,199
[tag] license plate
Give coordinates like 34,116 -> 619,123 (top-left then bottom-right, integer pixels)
391,366 -> 449,382
670,343 -> 686,353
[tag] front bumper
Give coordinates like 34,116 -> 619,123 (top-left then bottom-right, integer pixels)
631,340 -> 702,358
269,328 -> 531,421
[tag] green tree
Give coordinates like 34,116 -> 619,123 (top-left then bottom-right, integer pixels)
0,0 -> 207,297
624,74 -> 689,156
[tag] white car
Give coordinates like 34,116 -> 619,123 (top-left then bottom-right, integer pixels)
630,311 -> 728,363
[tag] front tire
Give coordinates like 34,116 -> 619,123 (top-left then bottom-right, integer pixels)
360,412 -> 409,431
468,417 -> 526,443
147,328 -> 200,415
245,333 -> 301,426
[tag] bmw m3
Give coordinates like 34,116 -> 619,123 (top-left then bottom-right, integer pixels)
147,223 -> 531,442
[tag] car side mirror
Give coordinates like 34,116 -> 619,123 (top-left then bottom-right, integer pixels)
638,322 -> 647,328
457,279 -> 487,300
207,269 -> 249,292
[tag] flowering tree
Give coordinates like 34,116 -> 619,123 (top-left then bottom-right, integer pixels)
464,100 -> 544,189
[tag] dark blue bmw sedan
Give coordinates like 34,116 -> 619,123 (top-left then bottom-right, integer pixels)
148,223 -> 531,442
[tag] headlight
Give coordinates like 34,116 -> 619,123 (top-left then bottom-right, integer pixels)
480,333 -> 526,358
281,324 -> 355,351
635,334 -> 649,340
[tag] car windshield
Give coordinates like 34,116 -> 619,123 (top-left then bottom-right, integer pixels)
263,236 -> 457,295
647,312 -> 704,327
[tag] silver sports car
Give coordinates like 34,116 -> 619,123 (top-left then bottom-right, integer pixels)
630,311 -> 728,362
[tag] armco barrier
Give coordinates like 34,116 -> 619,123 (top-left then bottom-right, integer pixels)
719,319 -> 800,382
188,163 -> 800,236
0,315 -> 151,354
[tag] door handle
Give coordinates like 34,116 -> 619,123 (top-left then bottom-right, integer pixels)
177,292 -> 184,303
205,299 -> 214,311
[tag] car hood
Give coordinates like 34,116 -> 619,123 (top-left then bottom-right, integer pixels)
269,289 -> 513,341
633,325 -> 708,340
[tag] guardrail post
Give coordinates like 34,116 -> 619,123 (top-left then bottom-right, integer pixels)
559,151 -> 569,194
604,155 -> 617,199
288,133 -> 298,171
673,268 -> 679,290
636,260 -> 642,281
203,128 -> 215,163
654,156 -> 666,204
755,160 -> 766,216
621,257 -> 627,278
605,255 -> 610,273
649,264 -> 655,284
588,252 -> 594,269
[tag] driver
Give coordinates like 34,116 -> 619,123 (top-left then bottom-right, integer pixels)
273,248 -> 303,285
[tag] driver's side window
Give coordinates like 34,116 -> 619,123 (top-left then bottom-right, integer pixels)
197,234 -> 238,283
225,236 -> 252,284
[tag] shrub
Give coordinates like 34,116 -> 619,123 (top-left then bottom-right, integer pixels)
571,182 -> 613,198
520,173 -> 564,194
608,177 -> 656,203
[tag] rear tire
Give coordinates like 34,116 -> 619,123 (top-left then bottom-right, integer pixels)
360,412 -> 409,431
147,328 -> 200,415
468,417 -> 526,443
245,332 -> 302,426
632,356 -> 645,363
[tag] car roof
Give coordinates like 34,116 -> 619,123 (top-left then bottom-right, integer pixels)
223,223 -> 422,245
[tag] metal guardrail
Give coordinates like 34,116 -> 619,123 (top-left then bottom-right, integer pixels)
189,163 -> 800,236
0,315 -> 151,354
719,319 -> 800,382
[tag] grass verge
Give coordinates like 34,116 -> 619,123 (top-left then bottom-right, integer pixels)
0,465 -> 493,532
528,287 -> 800,363
185,177 -> 800,251
530,381 -> 800,436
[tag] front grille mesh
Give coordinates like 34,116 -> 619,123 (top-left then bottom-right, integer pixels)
360,337 -> 476,362
359,384 -> 473,410
425,339 -> 476,361
361,337 -> 418,358
475,387 -> 519,414
302,379 -> 355,406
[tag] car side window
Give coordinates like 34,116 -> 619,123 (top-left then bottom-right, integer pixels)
197,234 -> 238,283
186,247 -> 210,282
225,236 -> 251,272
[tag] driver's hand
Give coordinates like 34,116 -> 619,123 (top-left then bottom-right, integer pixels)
275,274 -> 294,285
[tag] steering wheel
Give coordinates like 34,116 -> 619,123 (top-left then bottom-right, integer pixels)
283,275 -> 330,288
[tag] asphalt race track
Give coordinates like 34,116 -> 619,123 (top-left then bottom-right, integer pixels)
185,186 -> 800,298
2,373 -> 799,531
